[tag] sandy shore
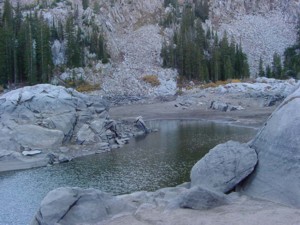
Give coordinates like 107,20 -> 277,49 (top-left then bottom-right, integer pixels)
110,100 -> 275,128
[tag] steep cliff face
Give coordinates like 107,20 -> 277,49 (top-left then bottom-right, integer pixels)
209,0 -> 299,76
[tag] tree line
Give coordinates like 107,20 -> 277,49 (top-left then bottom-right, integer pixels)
259,19 -> 300,79
161,4 -> 250,82
0,0 -> 109,87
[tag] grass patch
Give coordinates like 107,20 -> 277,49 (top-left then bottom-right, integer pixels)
142,75 -> 161,87
76,83 -> 100,92
65,77 -> 100,92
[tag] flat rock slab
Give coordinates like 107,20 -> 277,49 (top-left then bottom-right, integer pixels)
176,186 -> 229,210
191,141 -> 257,193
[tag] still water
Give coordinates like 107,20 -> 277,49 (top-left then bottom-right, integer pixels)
0,120 -> 256,225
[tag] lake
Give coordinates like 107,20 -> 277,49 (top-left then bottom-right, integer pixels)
0,120 -> 256,225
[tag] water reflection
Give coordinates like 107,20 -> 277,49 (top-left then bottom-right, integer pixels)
0,120 -> 256,225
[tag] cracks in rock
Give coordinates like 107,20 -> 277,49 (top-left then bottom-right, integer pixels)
57,196 -> 82,224
64,113 -> 79,144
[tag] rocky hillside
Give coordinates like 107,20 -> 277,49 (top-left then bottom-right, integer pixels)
1,0 -> 299,96
210,0 -> 299,75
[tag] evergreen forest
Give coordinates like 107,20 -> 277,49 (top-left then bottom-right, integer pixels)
0,0 -> 299,88
0,0 -> 109,87
160,3 -> 250,82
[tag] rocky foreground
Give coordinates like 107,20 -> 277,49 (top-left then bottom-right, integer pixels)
0,78 -> 300,224
31,83 -> 300,225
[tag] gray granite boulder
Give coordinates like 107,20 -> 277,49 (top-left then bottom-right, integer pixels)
191,141 -> 257,193
240,86 -> 300,208
31,187 -> 134,225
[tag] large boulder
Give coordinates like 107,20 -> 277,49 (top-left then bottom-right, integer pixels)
0,84 -> 110,151
191,141 -> 257,193
31,187 -> 134,225
240,86 -> 300,208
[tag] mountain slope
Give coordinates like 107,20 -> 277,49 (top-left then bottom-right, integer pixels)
209,0 -> 298,75
0,0 -> 299,96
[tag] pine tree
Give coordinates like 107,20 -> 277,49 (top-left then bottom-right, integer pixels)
210,34 -> 220,82
272,52 -> 282,79
82,0 -> 89,10
2,0 -> 14,84
22,17 -> 37,84
284,46 -> 300,78
195,0 -> 209,22
219,32 -> 230,80
65,14 -> 83,68
297,17 -> 300,46
266,65 -> 272,78
14,2 -> 24,83
0,26 -> 7,84
93,1 -> 101,14
258,56 -> 265,77
36,16 -> 53,82
234,43 -> 249,79
164,0 -> 178,8
283,18 -> 300,78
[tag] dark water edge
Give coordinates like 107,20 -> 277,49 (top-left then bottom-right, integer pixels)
0,120 -> 256,225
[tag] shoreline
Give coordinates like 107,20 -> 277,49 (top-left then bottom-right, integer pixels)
0,100 -> 274,173
110,100 -> 275,128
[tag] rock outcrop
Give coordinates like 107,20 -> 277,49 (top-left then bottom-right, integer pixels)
0,84 -> 147,169
240,86 -> 300,208
191,141 -> 257,193
0,84 -> 108,149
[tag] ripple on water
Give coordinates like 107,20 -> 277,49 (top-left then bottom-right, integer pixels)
0,120 -> 256,225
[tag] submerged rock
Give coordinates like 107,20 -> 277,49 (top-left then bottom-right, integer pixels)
191,141 -> 257,193
240,86 -> 300,208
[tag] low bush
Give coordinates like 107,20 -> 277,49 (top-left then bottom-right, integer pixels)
142,75 -> 161,87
